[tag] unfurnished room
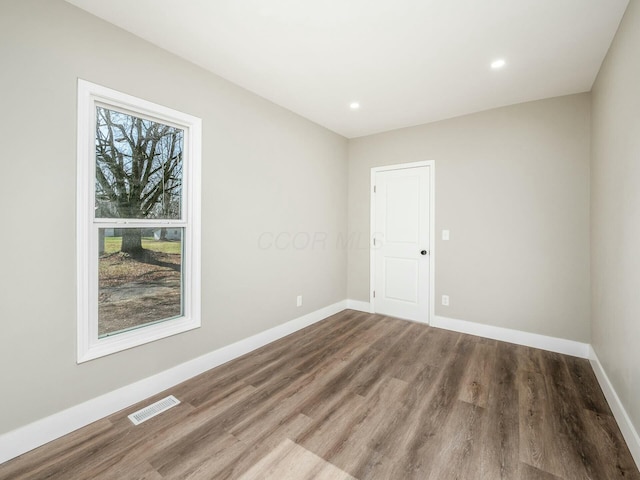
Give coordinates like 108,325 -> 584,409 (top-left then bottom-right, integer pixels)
0,0 -> 639,478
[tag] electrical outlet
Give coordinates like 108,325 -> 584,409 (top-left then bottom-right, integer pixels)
441,295 -> 449,306
296,295 -> 303,307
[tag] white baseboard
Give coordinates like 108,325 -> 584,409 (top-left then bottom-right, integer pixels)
0,300 -> 348,464
432,315 -> 590,358
589,347 -> 640,468
346,299 -> 372,313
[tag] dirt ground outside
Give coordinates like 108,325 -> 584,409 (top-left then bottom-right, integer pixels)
98,243 -> 182,337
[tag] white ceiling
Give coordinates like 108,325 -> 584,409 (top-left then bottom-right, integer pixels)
66,0 -> 628,138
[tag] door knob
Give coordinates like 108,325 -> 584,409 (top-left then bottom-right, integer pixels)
420,250 -> 428,255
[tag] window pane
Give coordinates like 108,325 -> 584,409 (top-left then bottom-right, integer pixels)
98,227 -> 183,337
95,106 -> 184,219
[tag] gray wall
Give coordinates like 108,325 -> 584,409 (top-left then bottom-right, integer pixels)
591,0 -> 640,434
0,0 -> 347,434
348,94 -> 591,342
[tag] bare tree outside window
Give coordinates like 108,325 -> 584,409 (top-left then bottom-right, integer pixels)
95,107 -> 184,337
95,106 -> 184,253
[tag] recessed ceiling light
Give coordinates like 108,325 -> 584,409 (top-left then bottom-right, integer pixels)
349,102 -> 360,110
491,59 -> 506,70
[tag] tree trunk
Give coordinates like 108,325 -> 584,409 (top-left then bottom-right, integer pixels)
98,229 -> 105,255
121,229 -> 143,256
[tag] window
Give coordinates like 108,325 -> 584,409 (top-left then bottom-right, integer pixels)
77,79 -> 201,362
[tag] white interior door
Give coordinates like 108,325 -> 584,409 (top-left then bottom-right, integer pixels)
372,165 -> 430,322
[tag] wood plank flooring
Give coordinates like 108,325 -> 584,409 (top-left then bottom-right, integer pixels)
1,310 -> 638,479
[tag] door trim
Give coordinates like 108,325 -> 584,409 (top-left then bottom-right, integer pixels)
370,161 -> 435,324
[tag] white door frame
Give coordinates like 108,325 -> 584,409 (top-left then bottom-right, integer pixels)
370,160 -> 435,324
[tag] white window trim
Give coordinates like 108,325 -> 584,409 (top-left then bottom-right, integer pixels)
76,79 -> 202,363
